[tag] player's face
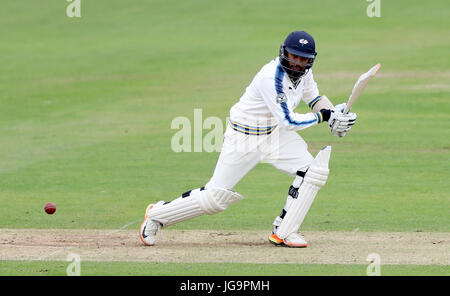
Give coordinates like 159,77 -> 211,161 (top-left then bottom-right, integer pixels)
286,52 -> 309,71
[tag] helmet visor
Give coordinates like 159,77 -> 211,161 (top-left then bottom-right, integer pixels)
280,50 -> 314,69
285,46 -> 316,59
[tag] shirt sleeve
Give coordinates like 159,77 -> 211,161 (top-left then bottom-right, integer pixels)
302,70 -> 321,108
257,74 -> 324,131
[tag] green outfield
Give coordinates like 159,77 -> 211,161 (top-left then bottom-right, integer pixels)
1,261 -> 449,276
0,0 -> 449,276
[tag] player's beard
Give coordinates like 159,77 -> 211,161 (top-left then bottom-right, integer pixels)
283,63 -> 308,88
279,54 -> 311,88
279,45 -> 315,87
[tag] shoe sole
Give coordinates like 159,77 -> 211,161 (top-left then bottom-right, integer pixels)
139,204 -> 154,246
268,234 -> 308,248
268,234 -> 284,246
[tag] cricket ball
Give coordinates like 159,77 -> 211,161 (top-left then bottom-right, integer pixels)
45,202 -> 56,215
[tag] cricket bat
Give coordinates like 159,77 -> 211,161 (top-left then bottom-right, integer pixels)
343,63 -> 381,114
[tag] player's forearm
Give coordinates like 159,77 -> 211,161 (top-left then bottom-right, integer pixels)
278,107 -> 325,131
309,95 -> 334,113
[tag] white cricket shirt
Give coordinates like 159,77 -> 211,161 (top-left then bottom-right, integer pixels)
229,57 -> 322,131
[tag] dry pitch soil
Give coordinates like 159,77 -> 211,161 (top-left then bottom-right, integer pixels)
1,229 -> 449,265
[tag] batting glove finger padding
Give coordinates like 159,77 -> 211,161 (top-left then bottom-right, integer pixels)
329,111 -> 357,137
333,102 -> 347,113
330,112 -> 356,130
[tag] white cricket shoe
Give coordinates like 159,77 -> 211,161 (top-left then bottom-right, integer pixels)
139,202 -> 163,246
269,232 -> 308,248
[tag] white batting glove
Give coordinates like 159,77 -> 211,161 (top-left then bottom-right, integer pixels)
328,103 -> 357,137
333,103 -> 347,113
332,114 -> 357,137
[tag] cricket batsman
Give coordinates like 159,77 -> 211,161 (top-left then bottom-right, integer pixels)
140,31 -> 357,247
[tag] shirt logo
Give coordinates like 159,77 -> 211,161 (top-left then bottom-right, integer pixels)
299,39 -> 309,45
276,93 -> 287,104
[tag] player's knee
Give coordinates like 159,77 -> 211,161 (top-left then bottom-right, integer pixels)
292,161 -> 328,189
198,186 -> 243,215
303,162 -> 329,187
204,179 -> 235,191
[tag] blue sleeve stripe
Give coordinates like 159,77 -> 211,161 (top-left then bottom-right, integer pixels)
275,63 -> 317,126
280,102 -> 318,126
274,63 -> 285,95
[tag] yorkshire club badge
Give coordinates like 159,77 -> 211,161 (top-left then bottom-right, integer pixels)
276,93 -> 287,104
299,38 -> 309,45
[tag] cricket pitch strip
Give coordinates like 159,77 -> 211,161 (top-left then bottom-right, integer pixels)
0,229 -> 448,265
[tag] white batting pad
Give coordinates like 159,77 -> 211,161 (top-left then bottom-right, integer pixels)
147,187 -> 243,226
275,146 -> 331,239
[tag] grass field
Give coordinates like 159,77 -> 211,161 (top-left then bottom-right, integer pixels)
1,260 -> 448,276
0,0 -> 449,276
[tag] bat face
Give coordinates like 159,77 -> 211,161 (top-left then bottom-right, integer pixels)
343,64 -> 381,114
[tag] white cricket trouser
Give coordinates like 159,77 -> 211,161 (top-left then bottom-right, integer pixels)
206,124 -> 314,190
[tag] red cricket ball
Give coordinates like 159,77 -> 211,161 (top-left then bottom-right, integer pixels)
45,202 -> 56,215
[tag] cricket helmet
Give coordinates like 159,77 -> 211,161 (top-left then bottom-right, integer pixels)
279,31 -> 317,86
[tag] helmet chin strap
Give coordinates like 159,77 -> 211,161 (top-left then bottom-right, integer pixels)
288,69 -> 307,88
283,64 -> 309,88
